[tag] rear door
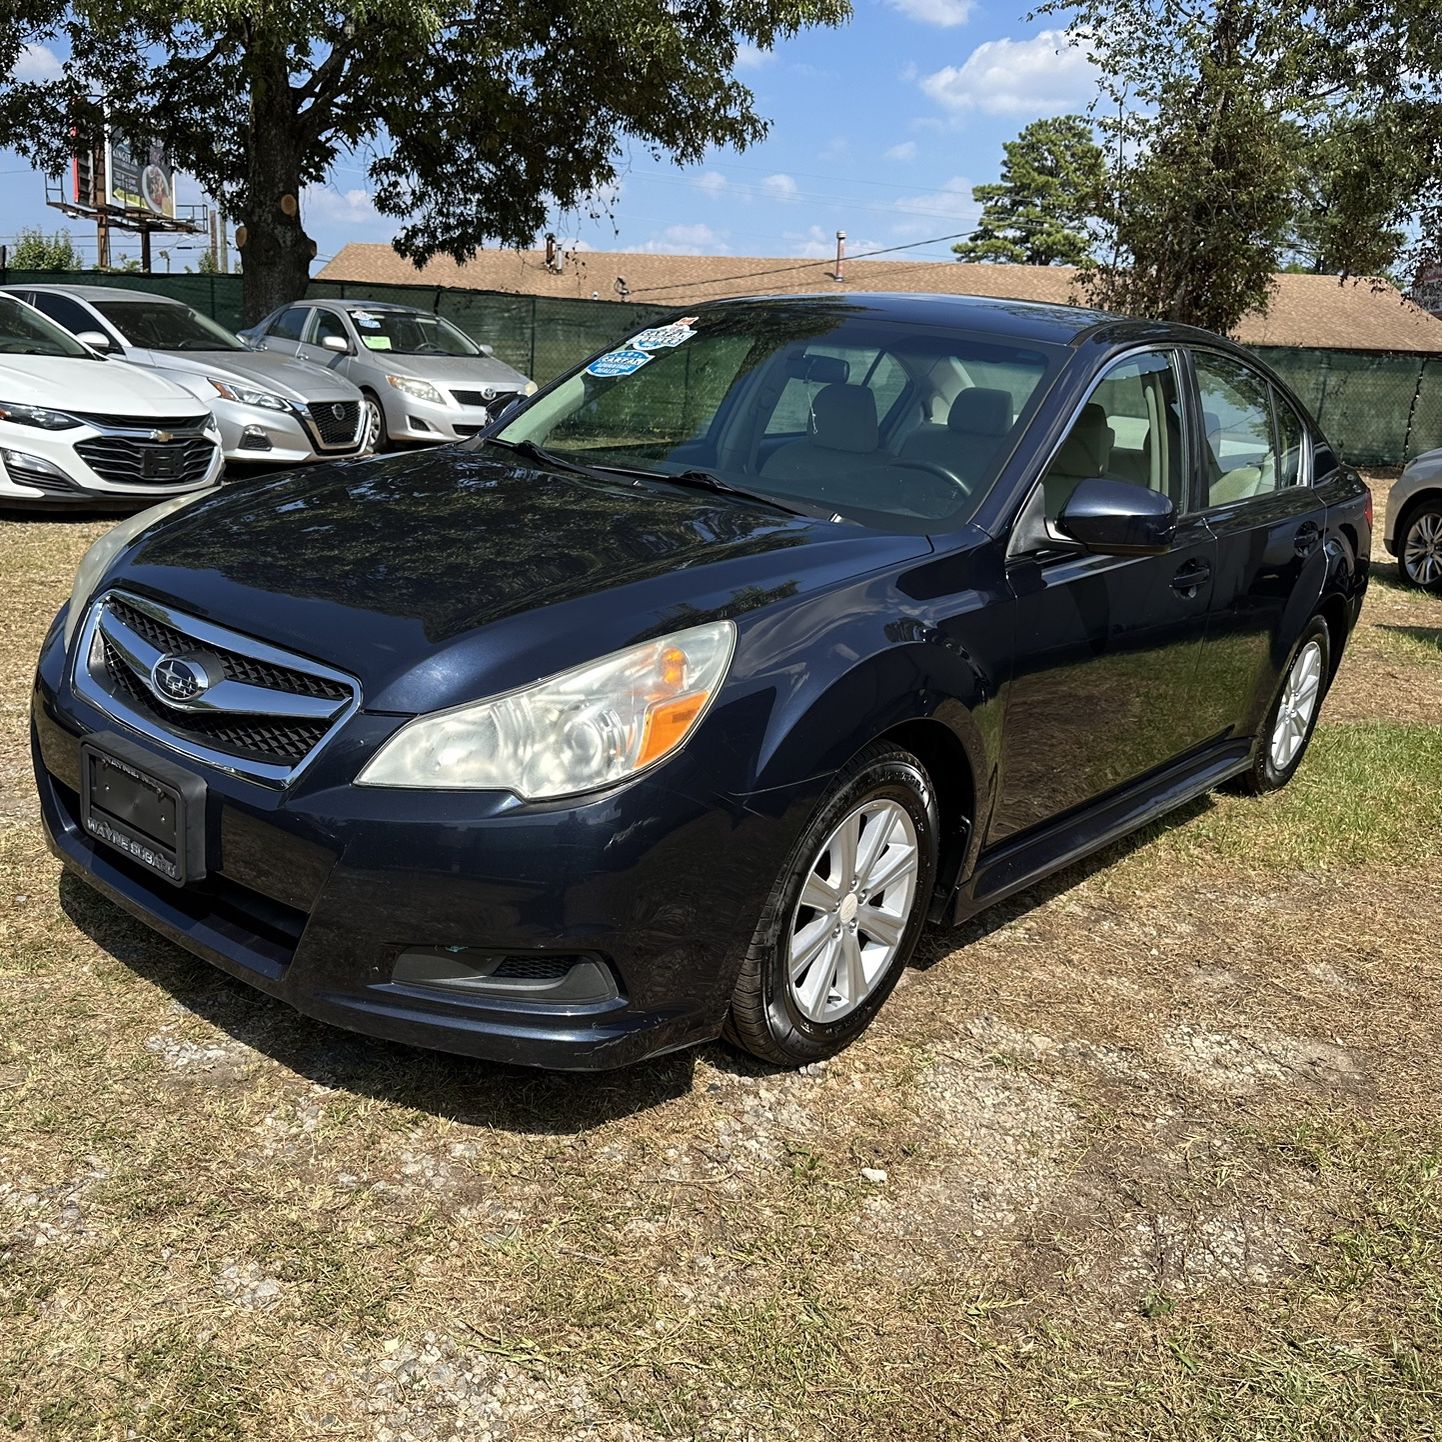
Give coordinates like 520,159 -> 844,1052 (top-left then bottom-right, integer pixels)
1186,349 -> 1330,743
990,348 -> 1218,843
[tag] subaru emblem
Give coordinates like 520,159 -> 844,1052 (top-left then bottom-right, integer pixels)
150,654 -> 210,704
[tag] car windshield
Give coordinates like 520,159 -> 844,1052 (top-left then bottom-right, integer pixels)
92,300 -> 247,352
492,302 -> 1063,533
349,309 -> 481,356
0,296 -> 97,359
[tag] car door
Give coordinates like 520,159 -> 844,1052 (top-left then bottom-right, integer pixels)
26,292 -> 126,354
295,306 -> 355,376
1186,348 -> 1331,742
253,305 -> 311,358
989,348 -> 1219,843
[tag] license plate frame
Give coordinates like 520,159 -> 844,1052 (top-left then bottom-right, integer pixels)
80,736 -> 207,887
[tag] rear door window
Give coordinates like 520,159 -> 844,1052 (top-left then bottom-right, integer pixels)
268,307 -> 309,342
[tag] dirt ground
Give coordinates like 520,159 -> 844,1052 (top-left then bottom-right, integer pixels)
2,475 -> 1440,1441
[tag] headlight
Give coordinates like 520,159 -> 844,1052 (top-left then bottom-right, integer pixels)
0,400 -> 80,430
522,380 -> 538,397
61,489 -> 214,651
209,378 -> 292,411
387,374 -> 445,405
357,621 -> 736,798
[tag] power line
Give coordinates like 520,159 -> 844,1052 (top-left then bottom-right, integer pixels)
622,228 -> 979,298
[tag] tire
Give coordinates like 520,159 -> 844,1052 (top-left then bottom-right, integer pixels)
1398,498 -> 1442,592
724,742 -> 939,1066
361,391 -> 388,453
1231,617 -> 1331,795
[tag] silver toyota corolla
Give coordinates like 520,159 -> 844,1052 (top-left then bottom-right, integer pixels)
6,284 -> 370,466
239,298 -> 535,447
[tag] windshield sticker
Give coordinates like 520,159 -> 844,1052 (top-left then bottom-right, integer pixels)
352,312 -> 382,328
586,348 -> 653,378
360,335 -> 393,351
628,317 -> 699,351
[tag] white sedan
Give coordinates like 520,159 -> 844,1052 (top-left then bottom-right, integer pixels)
0,293 -> 223,509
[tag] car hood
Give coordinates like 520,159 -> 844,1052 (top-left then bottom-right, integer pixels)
143,349 -> 361,403
362,351 -> 531,387
0,354 -> 204,414
111,447 -> 931,714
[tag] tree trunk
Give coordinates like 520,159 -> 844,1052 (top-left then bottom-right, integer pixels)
238,28 -> 314,324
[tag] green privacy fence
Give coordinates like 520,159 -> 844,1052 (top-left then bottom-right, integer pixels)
5,267 -> 1441,465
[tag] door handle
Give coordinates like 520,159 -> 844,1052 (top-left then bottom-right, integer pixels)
1294,521 -> 1322,556
1170,560 -> 1211,595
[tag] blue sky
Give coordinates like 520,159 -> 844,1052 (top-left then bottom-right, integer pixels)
2,1 -> 1099,272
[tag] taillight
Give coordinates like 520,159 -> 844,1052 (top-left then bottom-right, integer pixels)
1363,486 -> 1374,530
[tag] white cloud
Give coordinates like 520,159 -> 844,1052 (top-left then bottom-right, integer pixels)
888,175 -> 979,238
694,170 -> 729,198
761,172 -> 799,203
305,186 -> 383,226
887,0 -> 975,26
735,42 -> 774,70
919,30 -> 1098,116
16,43 -> 62,82
883,140 -> 918,163
639,223 -> 730,254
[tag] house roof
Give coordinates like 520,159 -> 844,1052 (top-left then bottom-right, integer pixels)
315,244 -> 1442,354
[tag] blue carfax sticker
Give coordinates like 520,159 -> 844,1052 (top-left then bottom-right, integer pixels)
585,348 -> 654,377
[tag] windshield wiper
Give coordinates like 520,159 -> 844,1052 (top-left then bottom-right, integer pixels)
590,463 -> 812,520
486,436 -> 615,481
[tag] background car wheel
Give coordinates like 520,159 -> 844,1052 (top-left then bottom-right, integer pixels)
362,392 -> 388,453
1399,500 -> 1442,592
724,742 -> 939,1067
1231,617 -> 1331,795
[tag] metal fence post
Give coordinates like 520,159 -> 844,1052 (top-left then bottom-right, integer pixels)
530,296 -> 538,380
1402,357 -> 1428,464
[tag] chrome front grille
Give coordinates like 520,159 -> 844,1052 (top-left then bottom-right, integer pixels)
305,401 -> 363,449
74,591 -> 361,785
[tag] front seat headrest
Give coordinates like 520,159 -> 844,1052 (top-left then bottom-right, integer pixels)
810,383 -> 879,454
1053,401 -> 1114,478
947,387 -> 1011,437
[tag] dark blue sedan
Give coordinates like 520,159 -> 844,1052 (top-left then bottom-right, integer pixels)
31,294 -> 1371,1069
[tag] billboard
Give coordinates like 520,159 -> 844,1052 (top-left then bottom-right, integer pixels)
104,133 -> 176,219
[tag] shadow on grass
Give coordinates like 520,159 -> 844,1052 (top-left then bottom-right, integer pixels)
1377,622 -> 1442,656
59,787 -> 1220,1119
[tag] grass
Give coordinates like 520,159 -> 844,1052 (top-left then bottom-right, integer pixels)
1,478 -> 1441,1438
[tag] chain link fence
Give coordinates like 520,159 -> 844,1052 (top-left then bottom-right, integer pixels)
5,268 -> 1440,465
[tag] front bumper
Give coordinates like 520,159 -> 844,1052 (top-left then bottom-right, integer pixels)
215,398 -> 367,466
0,420 -> 223,507
31,621 -> 799,1069
380,388 -> 492,444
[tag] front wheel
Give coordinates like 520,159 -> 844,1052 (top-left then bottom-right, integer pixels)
1231,617 -> 1330,795
361,392 -> 388,454
1399,501 -> 1442,592
724,743 -> 939,1066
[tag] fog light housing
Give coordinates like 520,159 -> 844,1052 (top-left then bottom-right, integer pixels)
391,947 -> 620,1004
1,448 -> 78,491
239,426 -> 273,451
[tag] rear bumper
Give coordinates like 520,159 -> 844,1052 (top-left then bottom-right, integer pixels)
31,625 -> 801,1070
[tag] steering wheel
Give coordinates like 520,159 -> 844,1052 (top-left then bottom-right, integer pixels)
415,343 -> 447,355
889,458 -> 972,513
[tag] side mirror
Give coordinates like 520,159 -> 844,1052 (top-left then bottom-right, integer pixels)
1056,477 -> 1177,556
477,343 -> 495,357
321,334 -> 350,354
77,330 -> 112,354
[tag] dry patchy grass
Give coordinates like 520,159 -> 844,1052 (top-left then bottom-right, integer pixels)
2,481 -> 1441,1440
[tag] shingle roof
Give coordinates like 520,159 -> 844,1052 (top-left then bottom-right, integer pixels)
315,244 -> 1442,354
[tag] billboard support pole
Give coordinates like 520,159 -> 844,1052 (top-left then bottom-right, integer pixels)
140,227 -> 152,274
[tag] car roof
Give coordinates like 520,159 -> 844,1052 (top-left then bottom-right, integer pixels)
687,290 -> 1243,353
293,298 -> 423,315
17,283 -> 186,305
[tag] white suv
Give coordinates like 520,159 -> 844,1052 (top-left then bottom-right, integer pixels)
0,294 -> 222,509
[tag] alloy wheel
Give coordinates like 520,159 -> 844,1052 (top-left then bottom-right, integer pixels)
362,398 -> 385,453
1403,511 -> 1442,587
1269,639 -> 1324,772
787,798 -> 920,1023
